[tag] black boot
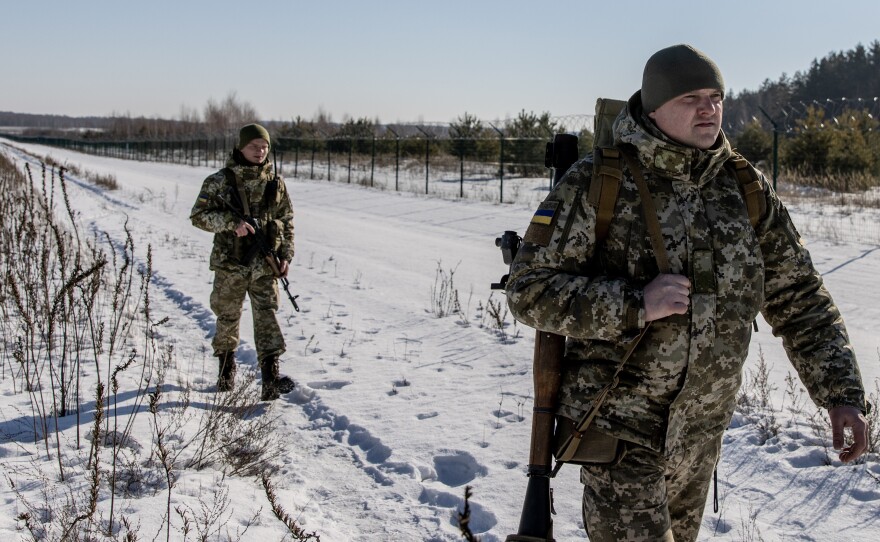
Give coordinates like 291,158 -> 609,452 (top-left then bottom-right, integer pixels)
217,351 -> 236,392
260,356 -> 295,401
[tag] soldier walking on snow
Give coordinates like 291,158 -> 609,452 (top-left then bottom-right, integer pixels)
191,123 -> 296,401
506,44 -> 869,541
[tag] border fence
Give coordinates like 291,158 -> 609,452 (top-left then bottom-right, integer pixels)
0,114 -> 597,205
0,133 -> 564,204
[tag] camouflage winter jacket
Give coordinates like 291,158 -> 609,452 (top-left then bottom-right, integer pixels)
190,153 -> 295,276
506,93 -> 865,453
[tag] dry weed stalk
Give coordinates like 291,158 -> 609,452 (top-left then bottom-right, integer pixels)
457,485 -> 481,542
261,472 -> 321,541
735,347 -> 779,443
430,260 -> 461,318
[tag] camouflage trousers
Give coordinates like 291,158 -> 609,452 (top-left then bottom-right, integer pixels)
209,267 -> 285,363
580,433 -> 722,542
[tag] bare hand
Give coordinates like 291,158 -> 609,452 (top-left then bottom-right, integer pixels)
278,260 -> 290,278
643,274 -> 691,322
829,406 -> 868,463
234,220 -> 255,237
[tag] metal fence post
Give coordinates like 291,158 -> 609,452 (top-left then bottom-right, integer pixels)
416,126 -> 432,195
387,127 -> 400,191
489,123 -> 505,203
310,138 -> 316,179
370,136 -> 376,187
758,106 -> 780,191
458,139 -> 469,198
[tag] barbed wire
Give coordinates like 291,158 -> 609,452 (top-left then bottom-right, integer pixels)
725,95 -> 880,134
308,95 -> 877,139
549,114 -> 595,133
300,96 -> 876,139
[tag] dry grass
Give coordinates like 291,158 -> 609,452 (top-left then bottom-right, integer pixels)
776,169 -> 880,208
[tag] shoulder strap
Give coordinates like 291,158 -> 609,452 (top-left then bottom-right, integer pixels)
588,147 -> 623,246
585,96 -> 628,245
222,167 -> 251,217
726,154 -> 766,228
589,145 -> 672,273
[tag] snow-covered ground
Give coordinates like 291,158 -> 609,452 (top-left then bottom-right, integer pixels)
2,137 -> 879,541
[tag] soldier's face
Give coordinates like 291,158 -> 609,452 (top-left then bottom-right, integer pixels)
649,88 -> 723,150
242,139 -> 270,164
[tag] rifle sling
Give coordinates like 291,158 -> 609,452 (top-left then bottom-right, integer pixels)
622,149 -> 672,275
227,169 -> 252,217
554,327 -> 647,466
554,147 -> 671,467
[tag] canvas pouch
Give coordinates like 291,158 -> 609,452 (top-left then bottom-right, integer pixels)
553,415 -> 621,465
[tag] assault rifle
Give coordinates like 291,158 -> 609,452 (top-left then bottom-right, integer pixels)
216,190 -> 301,312
492,133 -> 578,542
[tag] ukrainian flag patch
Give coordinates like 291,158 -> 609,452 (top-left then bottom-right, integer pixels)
530,201 -> 559,225
523,200 -> 560,246
197,192 -> 210,205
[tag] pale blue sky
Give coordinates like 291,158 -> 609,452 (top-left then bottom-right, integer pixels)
2,0 -> 878,124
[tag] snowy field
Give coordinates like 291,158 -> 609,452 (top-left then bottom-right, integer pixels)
2,137 -> 880,541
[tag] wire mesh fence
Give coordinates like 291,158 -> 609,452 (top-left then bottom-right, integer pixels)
272,136 -> 560,204
2,132 -> 568,205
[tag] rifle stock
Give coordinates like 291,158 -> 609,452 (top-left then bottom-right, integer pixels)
502,133 -> 578,542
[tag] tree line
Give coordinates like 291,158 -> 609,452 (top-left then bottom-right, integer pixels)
726,41 -> 880,181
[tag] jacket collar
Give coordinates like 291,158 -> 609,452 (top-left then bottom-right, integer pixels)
613,91 -> 732,185
226,150 -> 272,180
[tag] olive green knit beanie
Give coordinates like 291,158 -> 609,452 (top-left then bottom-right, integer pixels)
237,123 -> 271,149
641,44 -> 725,113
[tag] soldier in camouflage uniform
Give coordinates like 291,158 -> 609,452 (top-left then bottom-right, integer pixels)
191,123 -> 296,401
506,44 -> 868,541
